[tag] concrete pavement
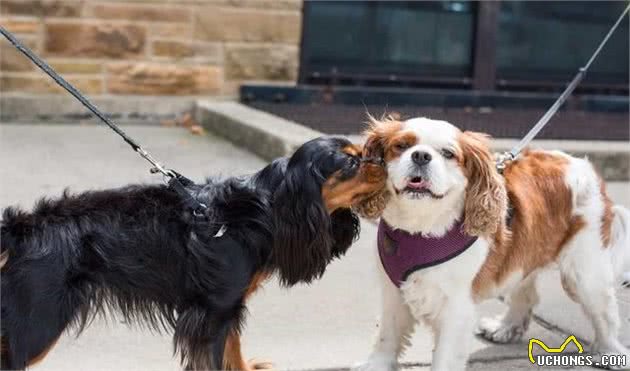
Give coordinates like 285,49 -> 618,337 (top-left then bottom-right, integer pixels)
1,123 -> 628,371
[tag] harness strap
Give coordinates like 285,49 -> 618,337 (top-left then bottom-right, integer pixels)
378,220 -> 478,287
167,172 -> 207,217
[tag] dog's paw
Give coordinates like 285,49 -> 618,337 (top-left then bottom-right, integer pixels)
476,316 -> 526,344
247,359 -> 274,370
353,355 -> 397,371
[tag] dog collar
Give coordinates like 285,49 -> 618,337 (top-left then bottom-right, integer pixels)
377,219 -> 478,287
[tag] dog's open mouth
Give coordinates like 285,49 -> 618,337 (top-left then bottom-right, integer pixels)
397,177 -> 445,199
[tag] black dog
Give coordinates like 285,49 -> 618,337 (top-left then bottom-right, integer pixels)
0,137 -> 386,370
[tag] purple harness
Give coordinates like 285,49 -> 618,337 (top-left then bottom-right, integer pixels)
378,219 -> 478,287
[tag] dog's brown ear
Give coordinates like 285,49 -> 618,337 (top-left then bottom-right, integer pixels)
459,131 -> 507,237
363,127 -> 385,162
352,115 -> 400,219
362,113 -> 401,160
352,190 -> 391,220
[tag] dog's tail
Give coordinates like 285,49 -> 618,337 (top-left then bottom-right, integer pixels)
1,206 -> 29,269
0,211 -> 11,269
610,205 -> 630,284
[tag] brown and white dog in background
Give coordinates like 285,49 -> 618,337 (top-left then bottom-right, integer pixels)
354,116 -> 630,371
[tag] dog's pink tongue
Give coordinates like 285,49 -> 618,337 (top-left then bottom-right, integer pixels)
407,179 -> 428,190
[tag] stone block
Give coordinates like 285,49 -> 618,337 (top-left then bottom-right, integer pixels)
194,6 -> 301,43
0,74 -> 102,94
152,40 -> 193,58
49,60 -> 102,74
0,1 -> 82,17
0,18 -> 40,34
44,22 -> 146,58
1,38 -> 37,72
106,62 -> 221,95
89,3 -> 190,23
195,100 -> 321,160
224,44 -> 297,80
150,23 -> 192,38
215,0 -> 302,11
152,40 -> 221,63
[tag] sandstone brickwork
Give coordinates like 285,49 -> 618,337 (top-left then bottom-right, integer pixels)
0,0 -> 302,96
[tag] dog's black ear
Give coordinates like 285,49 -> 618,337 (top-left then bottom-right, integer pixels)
329,208 -> 360,259
271,166 -> 333,287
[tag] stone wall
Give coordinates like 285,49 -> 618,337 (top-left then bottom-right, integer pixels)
0,0 -> 302,96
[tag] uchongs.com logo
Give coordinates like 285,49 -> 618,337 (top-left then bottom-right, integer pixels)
528,335 -> 627,368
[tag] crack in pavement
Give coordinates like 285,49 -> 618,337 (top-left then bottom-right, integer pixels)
292,355 -> 528,371
533,314 -> 593,347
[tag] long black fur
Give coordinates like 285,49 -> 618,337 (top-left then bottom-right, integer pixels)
0,137 -> 362,370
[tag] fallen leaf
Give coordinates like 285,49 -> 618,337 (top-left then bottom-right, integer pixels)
180,113 -> 194,128
190,125 -> 205,136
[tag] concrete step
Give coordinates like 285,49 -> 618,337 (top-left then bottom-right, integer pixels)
195,100 -> 629,181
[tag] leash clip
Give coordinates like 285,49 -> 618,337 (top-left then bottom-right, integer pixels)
213,224 -> 228,238
192,203 -> 208,218
495,152 -> 515,174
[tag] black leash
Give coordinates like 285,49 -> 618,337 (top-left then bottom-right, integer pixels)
0,26 -> 208,217
496,4 -> 630,172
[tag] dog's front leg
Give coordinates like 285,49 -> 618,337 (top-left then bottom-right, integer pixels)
355,266 -> 415,371
222,271 -> 273,371
430,294 -> 475,371
223,330 -> 273,371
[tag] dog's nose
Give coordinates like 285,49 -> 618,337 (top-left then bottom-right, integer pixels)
411,151 -> 432,166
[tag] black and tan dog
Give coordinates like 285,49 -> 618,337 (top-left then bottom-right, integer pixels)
0,137 -> 386,370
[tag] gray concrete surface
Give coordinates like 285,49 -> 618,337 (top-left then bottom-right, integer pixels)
1,123 -> 629,371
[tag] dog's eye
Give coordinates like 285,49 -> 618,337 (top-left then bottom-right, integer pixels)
395,143 -> 410,151
441,149 -> 455,159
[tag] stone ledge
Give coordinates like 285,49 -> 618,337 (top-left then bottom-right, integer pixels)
2,96 -> 627,181
0,94 -> 199,124
195,100 -> 320,160
195,100 -> 629,181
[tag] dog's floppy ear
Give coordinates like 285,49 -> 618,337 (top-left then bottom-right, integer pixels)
352,115 -> 397,219
459,131 -> 507,237
271,165 -> 333,287
352,191 -> 391,220
362,113 -> 401,160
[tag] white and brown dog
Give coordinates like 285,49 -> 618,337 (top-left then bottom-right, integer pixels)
354,116 -> 630,371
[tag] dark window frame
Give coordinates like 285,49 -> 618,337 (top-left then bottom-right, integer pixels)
298,1 -> 477,89
298,1 -> 628,93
